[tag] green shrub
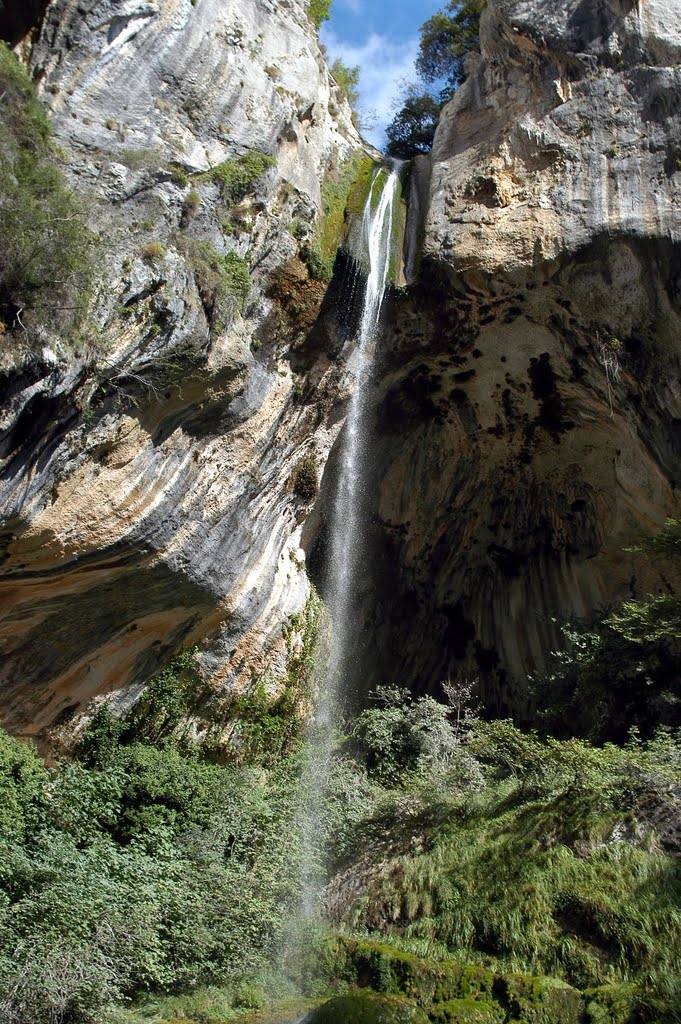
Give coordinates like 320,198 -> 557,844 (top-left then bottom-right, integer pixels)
0,42 -> 97,337
199,151 -> 274,201
292,454 -> 318,500
330,58 -> 360,108
186,239 -> 251,331
308,0 -> 331,29
139,240 -> 166,263
182,189 -> 201,222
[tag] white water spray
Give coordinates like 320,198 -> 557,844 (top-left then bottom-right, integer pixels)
294,163 -> 402,924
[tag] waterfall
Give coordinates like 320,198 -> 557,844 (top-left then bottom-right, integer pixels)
294,162 -> 402,926
323,163 -> 401,718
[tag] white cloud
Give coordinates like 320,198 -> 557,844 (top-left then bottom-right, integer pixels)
320,26 -> 419,149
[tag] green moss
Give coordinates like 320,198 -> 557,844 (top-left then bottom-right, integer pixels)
303,153 -> 376,281
344,156 -> 376,220
306,992 -> 428,1024
330,938 -> 500,1008
583,983 -> 639,1024
494,974 -> 583,1024
330,939 -> 591,1024
430,999 -> 505,1023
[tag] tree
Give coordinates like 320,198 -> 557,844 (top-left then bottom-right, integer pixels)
0,42 -> 96,338
384,1 -> 485,158
416,0 -> 485,103
532,519 -> 681,743
330,58 -> 360,109
385,92 -> 440,159
308,0 -> 331,30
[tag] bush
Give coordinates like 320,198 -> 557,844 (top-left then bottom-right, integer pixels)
385,93 -> 441,159
139,240 -> 166,263
292,454 -> 318,500
199,151 -> 274,202
308,0 -> 331,29
330,59 -> 360,109
531,519 -> 681,743
0,42 -> 97,338
0,723 -> 304,1022
186,239 -> 251,331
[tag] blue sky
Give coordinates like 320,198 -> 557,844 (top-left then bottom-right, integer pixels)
320,0 -> 444,150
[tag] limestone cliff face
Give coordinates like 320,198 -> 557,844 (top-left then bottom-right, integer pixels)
2,0 -> 681,740
354,0 -> 681,711
0,0 -> 362,743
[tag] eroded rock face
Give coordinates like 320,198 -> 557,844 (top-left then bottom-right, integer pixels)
351,0 -> 681,711
0,0 -> 362,743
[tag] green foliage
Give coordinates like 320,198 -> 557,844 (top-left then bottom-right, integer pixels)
416,0 -> 485,101
385,1 -> 484,158
198,151 -> 274,202
123,649 -> 200,745
0,731 -> 48,841
330,58 -> 360,108
303,153 -> 376,282
197,589 -> 324,766
0,724 -> 304,1023
308,0 -> 332,30
308,991 -> 429,1023
532,519 -> 681,742
0,42 -> 97,337
186,239 -> 251,331
352,684 -> 482,789
385,92 -> 441,159
337,720 -> 681,1006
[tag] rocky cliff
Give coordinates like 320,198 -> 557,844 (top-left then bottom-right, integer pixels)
0,0 -> 364,744
349,0 -> 681,712
1,0 -> 680,741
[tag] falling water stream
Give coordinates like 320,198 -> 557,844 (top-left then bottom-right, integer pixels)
294,162 -> 402,927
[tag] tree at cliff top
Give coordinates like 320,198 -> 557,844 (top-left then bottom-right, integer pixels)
384,92 -> 441,159
308,0 -> 331,30
386,0 -> 484,159
0,42 -> 96,341
416,0 -> 485,103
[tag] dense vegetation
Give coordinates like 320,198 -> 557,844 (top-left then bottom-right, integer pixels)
0,42 -> 96,341
1,519 -> 680,1024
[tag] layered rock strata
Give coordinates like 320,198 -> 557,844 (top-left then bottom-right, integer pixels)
0,0 -> 362,742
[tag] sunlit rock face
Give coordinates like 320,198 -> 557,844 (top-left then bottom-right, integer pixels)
0,0 -> 362,744
353,0 -> 681,713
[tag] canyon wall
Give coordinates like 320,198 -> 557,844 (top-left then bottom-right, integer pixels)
1,0 -> 680,739
0,0 -> 363,744
352,0 -> 681,711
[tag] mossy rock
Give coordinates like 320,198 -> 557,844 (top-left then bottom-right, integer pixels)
305,992 -> 429,1024
583,983 -> 639,1024
334,938 -> 495,1006
493,973 -> 583,1024
429,997 -> 505,1023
